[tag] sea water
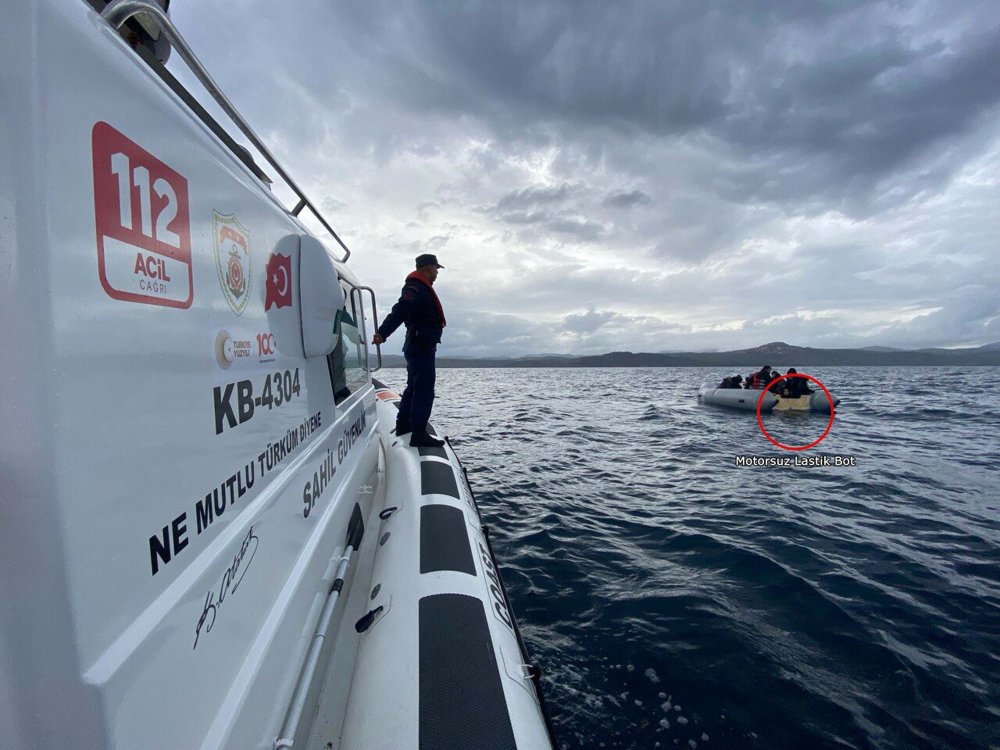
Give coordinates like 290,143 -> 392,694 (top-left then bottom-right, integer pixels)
404,366 -> 1000,750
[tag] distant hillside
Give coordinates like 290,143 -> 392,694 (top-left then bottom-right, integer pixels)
378,341 -> 1000,367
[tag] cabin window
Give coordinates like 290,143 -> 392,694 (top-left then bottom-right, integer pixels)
328,283 -> 369,404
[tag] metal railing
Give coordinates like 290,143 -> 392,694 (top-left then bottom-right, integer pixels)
102,0 -> 351,262
354,285 -> 383,372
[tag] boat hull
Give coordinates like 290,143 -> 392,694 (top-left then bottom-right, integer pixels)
332,392 -> 553,749
773,391 -> 840,412
698,383 -> 778,411
0,3 -> 551,748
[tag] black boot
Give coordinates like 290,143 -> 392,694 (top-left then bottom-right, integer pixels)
394,420 -> 412,436
409,430 -> 444,448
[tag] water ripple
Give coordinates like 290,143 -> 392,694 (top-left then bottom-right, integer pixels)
420,366 -> 1000,749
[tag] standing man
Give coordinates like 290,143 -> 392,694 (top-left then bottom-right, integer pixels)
372,254 -> 446,448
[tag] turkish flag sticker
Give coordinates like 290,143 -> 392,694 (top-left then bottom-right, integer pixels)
265,252 -> 292,310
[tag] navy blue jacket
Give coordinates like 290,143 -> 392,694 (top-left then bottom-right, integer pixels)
783,377 -> 814,398
377,275 -> 445,350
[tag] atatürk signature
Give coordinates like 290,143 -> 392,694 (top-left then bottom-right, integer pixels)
193,525 -> 259,649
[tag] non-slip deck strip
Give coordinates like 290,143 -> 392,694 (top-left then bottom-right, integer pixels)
419,505 -> 475,575
420,460 -> 459,498
419,593 -> 517,750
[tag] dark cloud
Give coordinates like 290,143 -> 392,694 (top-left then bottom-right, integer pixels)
905,290 -> 1000,344
172,0 -> 1000,353
715,24 -> 1000,211
562,308 -> 619,334
603,190 -> 652,209
484,181 -> 610,242
495,183 -> 579,212
267,0 -> 1000,207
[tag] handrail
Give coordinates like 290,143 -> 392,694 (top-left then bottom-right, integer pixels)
274,547 -> 354,749
102,0 -> 351,262
354,285 -> 383,372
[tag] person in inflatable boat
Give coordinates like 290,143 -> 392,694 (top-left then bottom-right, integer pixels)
780,367 -> 815,398
719,374 -> 743,389
746,365 -> 773,389
768,369 -> 786,394
373,254 -> 447,448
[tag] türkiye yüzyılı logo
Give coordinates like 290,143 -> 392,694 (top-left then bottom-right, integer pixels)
213,212 -> 251,316
92,122 -> 193,308
215,329 -> 277,369
215,329 -> 253,370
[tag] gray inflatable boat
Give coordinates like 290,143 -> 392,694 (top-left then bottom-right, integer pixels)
698,383 -> 839,413
698,383 -> 778,412
773,390 -> 840,412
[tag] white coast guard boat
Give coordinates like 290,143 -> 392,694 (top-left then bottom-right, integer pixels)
0,2 -> 554,748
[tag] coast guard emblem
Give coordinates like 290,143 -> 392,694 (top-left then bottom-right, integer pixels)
213,212 -> 251,315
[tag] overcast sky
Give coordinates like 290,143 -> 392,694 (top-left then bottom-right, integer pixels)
171,0 -> 1000,357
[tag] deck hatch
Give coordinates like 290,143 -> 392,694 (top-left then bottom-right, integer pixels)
420,461 -> 459,498
418,445 -> 448,459
419,594 -> 517,750
420,505 -> 475,575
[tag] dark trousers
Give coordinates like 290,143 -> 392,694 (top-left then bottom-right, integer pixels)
398,344 -> 436,432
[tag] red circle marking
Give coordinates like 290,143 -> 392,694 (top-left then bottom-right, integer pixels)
755,373 -> 836,451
